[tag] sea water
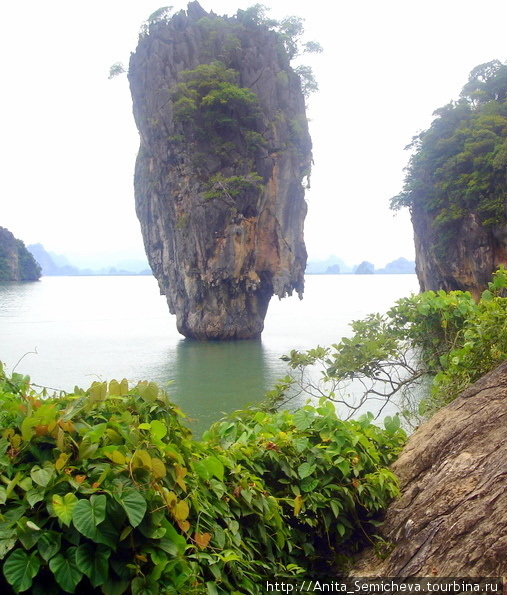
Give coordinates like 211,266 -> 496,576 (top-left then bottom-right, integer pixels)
0,274 -> 419,434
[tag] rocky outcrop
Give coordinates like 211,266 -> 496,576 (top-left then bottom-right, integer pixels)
413,206 -> 507,300
394,61 -> 507,299
355,261 -> 375,275
128,2 -> 311,339
0,227 -> 41,282
349,359 -> 507,577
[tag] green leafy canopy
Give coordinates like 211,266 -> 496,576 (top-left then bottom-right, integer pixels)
0,363 -> 404,593
391,60 -> 507,250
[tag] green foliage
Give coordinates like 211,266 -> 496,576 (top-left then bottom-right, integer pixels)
0,362 -> 404,593
235,7 -> 322,96
235,5 -> 278,29
203,173 -> 264,204
147,6 -> 173,24
294,65 -> 319,99
171,61 -> 265,207
172,61 -> 260,134
108,62 -> 126,80
16,241 -> 41,281
391,60 -> 507,249
197,15 -> 242,63
277,267 -> 507,422
202,403 -> 405,570
0,231 -> 41,282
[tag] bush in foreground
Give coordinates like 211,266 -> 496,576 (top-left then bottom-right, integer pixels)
278,266 -> 507,423
0,365 -> 404,594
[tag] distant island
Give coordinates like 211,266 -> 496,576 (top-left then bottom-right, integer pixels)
27,244 -> 152,277
305,256 -> 415,275
21,245 -> 415,278
0,227 -> 41,281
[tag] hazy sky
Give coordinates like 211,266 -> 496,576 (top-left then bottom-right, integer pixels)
1,0 -> 506,268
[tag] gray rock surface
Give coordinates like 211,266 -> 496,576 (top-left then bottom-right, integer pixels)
412,205 -> 507,299
0,227 -> 41,281
350,359 -> 507,576
128,2 -> 311,339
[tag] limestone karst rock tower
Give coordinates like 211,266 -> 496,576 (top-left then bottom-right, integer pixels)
128,3 -> 312,339
392,60 -> 507,299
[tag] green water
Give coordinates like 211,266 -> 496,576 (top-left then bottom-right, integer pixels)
0,274 -> 419,435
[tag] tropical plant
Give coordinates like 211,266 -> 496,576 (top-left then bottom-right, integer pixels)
391,60 -> 507,249
108,62 -> 126,79
0,363 -> 404,593
172,61 -> 262,139
274,267 -> 507,423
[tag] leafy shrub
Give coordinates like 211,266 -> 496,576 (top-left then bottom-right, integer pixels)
203,404 -> 404,569
0,364 -> 404,594
171,62 -> 261,139
278,267 -> 507,422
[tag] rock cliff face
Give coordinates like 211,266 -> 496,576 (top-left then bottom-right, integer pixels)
393,61 -> 507,299
128,2 -> 312,339
350,359 -> 507,577
0,227 -> 41,282
413,206 -> 507,300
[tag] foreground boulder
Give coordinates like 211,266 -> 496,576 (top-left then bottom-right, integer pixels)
351,359 -> 507,576
128,3 -> 311,339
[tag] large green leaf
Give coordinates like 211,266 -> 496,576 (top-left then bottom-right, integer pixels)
30,463 -> 54,487
108,379 -> 121,396
53,492 -> 78,526
138,382 -> 159,403
16,517 -> 41,550
101,576 -> 130,595
297,462 -> 316,479
26,488 -> 45,507
292,408 -> 315,431
193,456 -> 224,481
95,518 -> 119,549
300,477 -> 319,492
116,489 -> 147,527
77,436 -> 99,461
157,521 -> 187,557
49,547 -> 82,593
3,548 -> 40,592
150,419 -> 167,440
76,543 -> 111,588
0,537 -> 17,558
72,494 -> 107,539
37,531 -> 61,562
131,576 -> 158,595
292,437 -> 310,453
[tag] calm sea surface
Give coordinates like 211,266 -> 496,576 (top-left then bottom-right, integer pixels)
0,275 -> 419,435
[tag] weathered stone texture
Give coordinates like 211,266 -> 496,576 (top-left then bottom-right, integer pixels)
350,359 -> 507,577
128,2 -> 311,339
412,204 -> 507,300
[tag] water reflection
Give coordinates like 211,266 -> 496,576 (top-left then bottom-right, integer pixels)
149,339 -> 278,436
1,275 -> 421,436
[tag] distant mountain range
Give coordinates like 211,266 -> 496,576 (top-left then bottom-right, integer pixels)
27,244 -> 152,276
26,244 -> 415,277
306,256 -> 416,275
